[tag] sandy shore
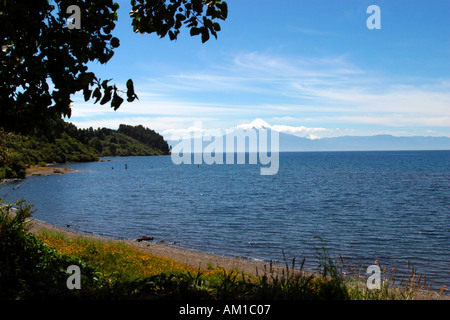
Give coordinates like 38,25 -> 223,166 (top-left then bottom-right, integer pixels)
3,165 -> 280,277
14,166 -> 284,277
26,166 -> 80,177
1,166 -> 80,186
28,218 -> 450,300
28,217 -> 281,278
4,166 -> 448,299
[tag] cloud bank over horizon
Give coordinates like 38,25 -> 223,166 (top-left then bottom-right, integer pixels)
68,2 -> 450,140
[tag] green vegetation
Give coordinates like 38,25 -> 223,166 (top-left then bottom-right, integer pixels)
2,0 -> 220,177
0,200 -> 100,299
1,0 -> 227,134
0,121 -> 170,180
1,130 -> 98,179
1,201 -> 445,300
80,123 -> 170,157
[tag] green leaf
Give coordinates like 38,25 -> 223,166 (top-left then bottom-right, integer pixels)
92,87 -> 102,104
100,87 -> 112,105
190,27 -> 201,36
101,80 -> 110,90
191,0 -> 203,14
110,37 -> 120,48
176,13 -> 185,21
206,6 -> 215,18
83,88 -> 92,102
126,79 -> 138,102
204,18 -> 213,30
79,72 -> 95,87
111,92 -> 124,110
126,79 -> 134,92
218,2 -> 228,19
201,28 -> 209,43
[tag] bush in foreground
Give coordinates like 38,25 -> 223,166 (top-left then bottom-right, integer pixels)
0,200 -> 350,300
0,200 -> 102,299
1,200 -> 445,300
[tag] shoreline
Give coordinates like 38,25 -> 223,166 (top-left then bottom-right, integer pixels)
4,166 -> 278,276
27,217 -> 280,278
25,165 -> 80,177
4,165 -> 448,299
1,165 -> 80,185
27,218 -> 450,300
1,165 -> 309,277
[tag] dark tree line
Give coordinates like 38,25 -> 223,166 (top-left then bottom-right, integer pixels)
118,124 -> 169,154
77,123 -> 170,155
0,121 -> 171,179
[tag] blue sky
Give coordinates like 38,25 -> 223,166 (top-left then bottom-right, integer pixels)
69,0 -> 450,139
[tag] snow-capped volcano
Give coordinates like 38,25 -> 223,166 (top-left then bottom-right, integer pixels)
236,118 -> 272,130
235,119 -> 325,140
165,118 -> 450,151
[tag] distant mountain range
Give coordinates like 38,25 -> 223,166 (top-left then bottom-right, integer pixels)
167,119 -> 450,152
277,133 -> 450,151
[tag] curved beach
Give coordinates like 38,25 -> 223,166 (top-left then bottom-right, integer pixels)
28,216 -> 280,278
20,166 -> 287,277
12,166 -> 274,277
5,165 -> 448,299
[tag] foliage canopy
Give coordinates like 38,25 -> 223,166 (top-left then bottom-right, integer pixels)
0,0 -> 228,134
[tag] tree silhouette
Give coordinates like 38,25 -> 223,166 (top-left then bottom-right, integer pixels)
0,0 -> 228,134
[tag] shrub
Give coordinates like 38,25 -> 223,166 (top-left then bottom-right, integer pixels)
0,200 -> 99,299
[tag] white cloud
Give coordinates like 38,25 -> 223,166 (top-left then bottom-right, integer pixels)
233,118 -> 332,138
271,124 -> 330,136
306,134 -> 321,140
70,51 -> 450,137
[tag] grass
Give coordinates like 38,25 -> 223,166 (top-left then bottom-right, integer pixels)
37,231 -> 195,281
34,230 -> 447,300
1,200 -> 447,300
344,259 -> 448,300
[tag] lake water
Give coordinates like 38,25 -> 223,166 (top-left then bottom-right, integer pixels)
1,151 -> 449,291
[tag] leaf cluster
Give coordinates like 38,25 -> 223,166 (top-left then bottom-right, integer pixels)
130,0 -> 228,42
84,76 -> 139,112
0,0 -> 131,133
1,0 -> 227,134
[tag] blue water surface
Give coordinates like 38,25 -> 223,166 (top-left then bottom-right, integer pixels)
2,151 -> 449,290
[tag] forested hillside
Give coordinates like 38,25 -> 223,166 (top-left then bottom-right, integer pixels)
0,121 -> 170,179
78,124 -> 170,156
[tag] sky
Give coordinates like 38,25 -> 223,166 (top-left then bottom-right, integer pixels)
68,0 -> 450,140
